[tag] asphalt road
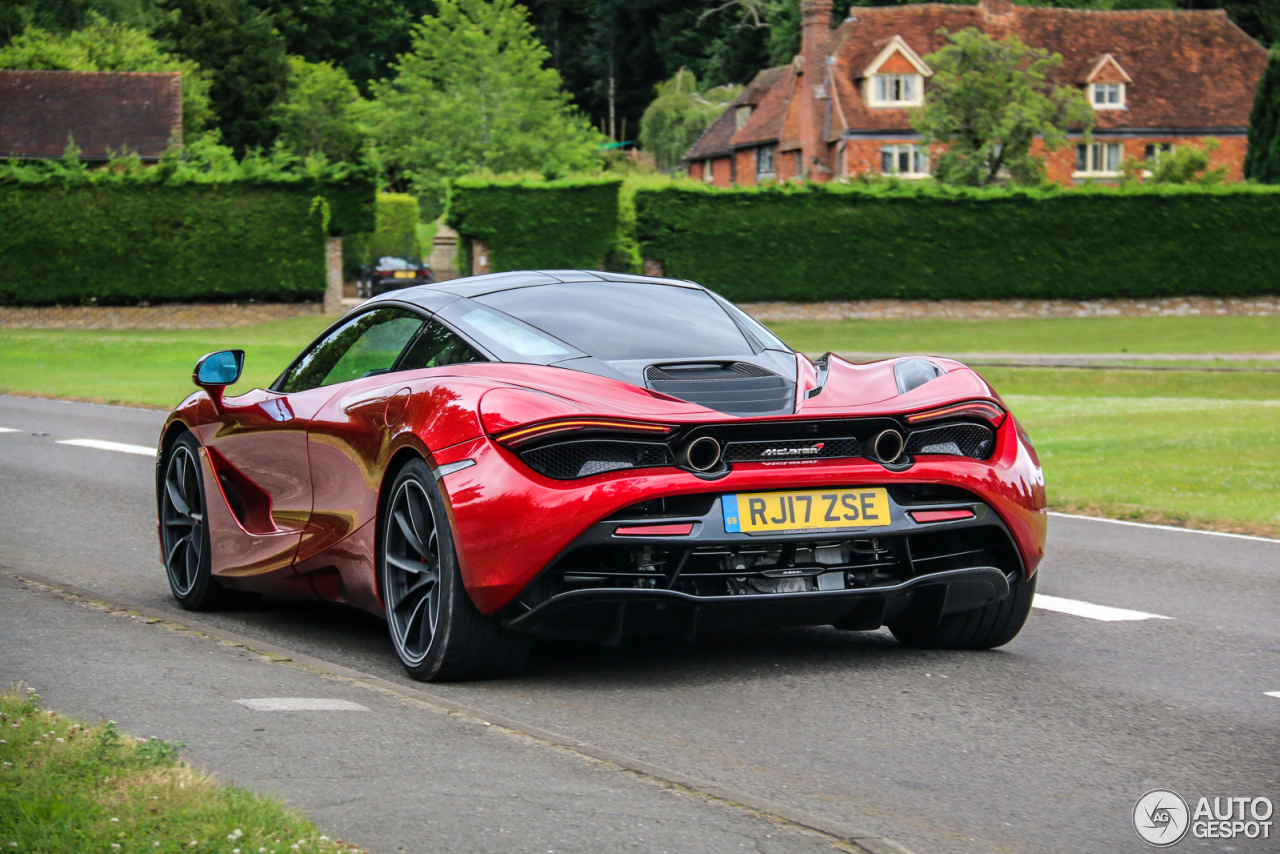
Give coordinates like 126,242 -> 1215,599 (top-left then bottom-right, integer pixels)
2,394 -> 1278,854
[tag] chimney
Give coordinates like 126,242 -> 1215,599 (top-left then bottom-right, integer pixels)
800,0 -> 833,180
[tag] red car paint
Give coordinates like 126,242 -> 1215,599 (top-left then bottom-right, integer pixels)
158,354 -> 1047,619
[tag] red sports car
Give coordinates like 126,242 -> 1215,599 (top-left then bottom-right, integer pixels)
157,271 -> 1046,681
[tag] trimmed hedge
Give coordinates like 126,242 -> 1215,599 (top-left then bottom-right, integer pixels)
447,176 -> 622,273
0,183 -> 326,305
634,182 -> 1280,301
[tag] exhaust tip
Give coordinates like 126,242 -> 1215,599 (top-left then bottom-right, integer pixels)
871,429 -> 905,464
680,436 -> 722,472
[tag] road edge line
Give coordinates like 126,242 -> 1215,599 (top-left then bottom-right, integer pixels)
8,570 -> 917,854
1048,511 -> 1279,544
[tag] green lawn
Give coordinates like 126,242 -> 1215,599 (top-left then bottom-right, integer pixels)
768,315 -> 1280,355
0,315 -> 1276,535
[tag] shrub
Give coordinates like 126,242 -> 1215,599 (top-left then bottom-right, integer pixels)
446,175 -> 622,272
633,181 -> 1280,301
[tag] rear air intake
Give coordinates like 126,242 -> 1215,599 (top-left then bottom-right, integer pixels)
644,362 -> 795,416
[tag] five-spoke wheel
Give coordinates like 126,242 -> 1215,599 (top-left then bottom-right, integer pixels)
383,477 -> 442,666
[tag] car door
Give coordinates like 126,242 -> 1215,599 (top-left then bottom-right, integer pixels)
301,317 -> 487,562
199,307 -> 426,578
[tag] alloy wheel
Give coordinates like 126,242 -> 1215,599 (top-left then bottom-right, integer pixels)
161,444 -> 204,597
384,478 -> 442,666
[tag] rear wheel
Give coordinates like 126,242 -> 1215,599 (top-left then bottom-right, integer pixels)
378,458 -> 532,681
889,573 -> 1037,650
160,432 -> 254,610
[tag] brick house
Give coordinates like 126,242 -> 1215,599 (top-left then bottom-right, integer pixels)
686,0 -> 1267,185
0,69 -> 182,161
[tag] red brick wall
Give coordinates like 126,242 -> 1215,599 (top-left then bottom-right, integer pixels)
711,156 -> 733,187
735,149 -> 757,186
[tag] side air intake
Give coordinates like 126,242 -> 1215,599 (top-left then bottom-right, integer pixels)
644,362 -> 795,416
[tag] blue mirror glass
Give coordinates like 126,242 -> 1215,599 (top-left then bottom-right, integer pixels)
195,350 -> 244,386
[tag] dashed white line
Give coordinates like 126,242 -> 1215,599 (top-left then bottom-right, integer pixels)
1265,692 -> 1280,700
237,698 -> 370,711
0,427 -> 19,433
55,439 -> 157,457
1049,511 -> 1278,545
1033,594 -> 1172,622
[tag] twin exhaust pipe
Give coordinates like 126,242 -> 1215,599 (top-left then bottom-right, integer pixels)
674,429 -> 906,473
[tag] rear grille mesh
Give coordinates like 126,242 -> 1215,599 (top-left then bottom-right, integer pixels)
723,437 -> 861,463
904,424 -> 995,459
645,362 -> 776,381
521,440 -> 674,480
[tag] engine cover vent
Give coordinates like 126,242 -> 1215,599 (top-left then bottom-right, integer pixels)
644,362 -> 795,416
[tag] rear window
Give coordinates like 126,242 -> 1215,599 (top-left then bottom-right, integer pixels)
474,283 -> 752,361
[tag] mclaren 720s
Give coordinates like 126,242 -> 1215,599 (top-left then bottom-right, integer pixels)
157,271 -> 1046,680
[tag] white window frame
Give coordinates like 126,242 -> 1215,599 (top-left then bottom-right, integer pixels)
880,143 -> 929,178
1089,82 -> 1125,110
756,145 -> 776,180
736,106 -> 752,129
868,73 -> 923,107
1074,142 -> 1124,177
703,158 -> 715,183
1144,142 -> 1174,163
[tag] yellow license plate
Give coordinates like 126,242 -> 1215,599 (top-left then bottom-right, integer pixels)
393,270 -> 416,278
723,488 -> 891,533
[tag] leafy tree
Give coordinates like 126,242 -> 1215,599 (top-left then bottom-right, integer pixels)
913,28 -> 1094,186
640,68 -> 740,170
272,56 -> 366,161
153,0 -> 288,155
247,0 -> 437,95
0,14 -> 212,138
1124,138 -> 1227,184
371,0 -> 603,218
0,0 -> 159,47
1246,49 -> 1280,181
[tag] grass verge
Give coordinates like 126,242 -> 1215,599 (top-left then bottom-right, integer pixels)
0,687 -> 364,854
767,315 -> 1280,355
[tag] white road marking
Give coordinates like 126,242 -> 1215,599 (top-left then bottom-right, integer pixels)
236,698 -> 370,712
0,427 -> 19,433
56,439 -> 157,457
1033,594 -> 1172,622
1049,511 -> 1278,545
1265,692 -> 1280,700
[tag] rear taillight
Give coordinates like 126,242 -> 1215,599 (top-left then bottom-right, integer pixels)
494,418 -> 674,449
905,400 -> 1006,428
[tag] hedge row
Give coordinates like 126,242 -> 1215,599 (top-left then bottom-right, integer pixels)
632,182 -> 1280,301
446,176 -> 622,273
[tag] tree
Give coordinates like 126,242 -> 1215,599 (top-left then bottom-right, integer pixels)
640,68 -> 740,170
154,0 -> 288,155
272,56 -> 366,161
371,0 -> 603,217
0,13 -> 212,139
1246,49 -> 1280,181
1126,138 -> 1227,184
913,28 -> 1094,186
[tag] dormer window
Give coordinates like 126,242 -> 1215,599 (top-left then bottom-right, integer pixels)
736,106 -> 752,129
1090,82 -> 1125,109
871,73 -> 922,106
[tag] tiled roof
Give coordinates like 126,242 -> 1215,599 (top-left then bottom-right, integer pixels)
687,65 -> 788,159
830,3 -> 1266,133
687,1 -> 1267,162
0,70 -> 182,160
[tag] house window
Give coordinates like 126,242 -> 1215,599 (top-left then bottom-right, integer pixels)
1144,143 -> 1174,163
870,73 -> 923,106
703,158 -> 715,183
881,144 -> 928,177
1074,142 -> 1123,176
793,150 -> 803,179
756,145 -> 776,179
1090,82 -> 1125,110
736,106 -> 752,129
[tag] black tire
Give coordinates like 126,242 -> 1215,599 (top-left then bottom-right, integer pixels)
160,432 -> 255,611
889,572 -> 1037,650
378,457 -> 532,681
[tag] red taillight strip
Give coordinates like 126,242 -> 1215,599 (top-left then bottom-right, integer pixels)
905,400 -> 1006,427
910,509 -> 976,524
614,523 -> 694,537
494,418 -> 673,448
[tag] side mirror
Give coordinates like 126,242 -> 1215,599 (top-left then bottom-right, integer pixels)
193,349 -> 244,412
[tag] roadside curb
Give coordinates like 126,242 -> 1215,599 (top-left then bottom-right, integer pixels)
10,570 -> 919,854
